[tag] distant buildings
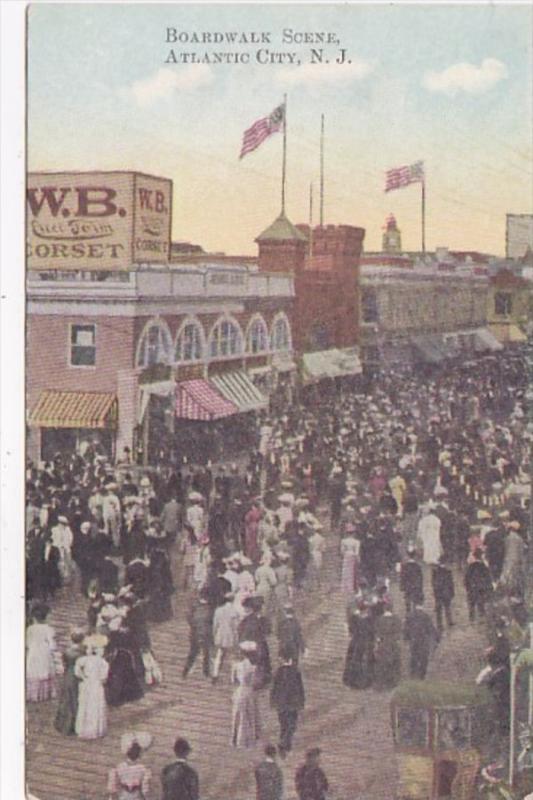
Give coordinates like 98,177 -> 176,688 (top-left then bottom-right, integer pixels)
25,171 -> 530,465
358,223 -> 502,369
506,214 -> 533,260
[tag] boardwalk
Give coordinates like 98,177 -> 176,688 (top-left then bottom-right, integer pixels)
26,528 -> 487,800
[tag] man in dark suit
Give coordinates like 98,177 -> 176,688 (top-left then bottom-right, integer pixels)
295,748 -> 329,800
399,548 -> 424,617
183,591 -> 212,679
276,604 -> 306,664
254,744 -> 283,800
431,555 -> 455,634
270,649 -> 306,757
404,603 -> 439,679
161,738 -> 199,800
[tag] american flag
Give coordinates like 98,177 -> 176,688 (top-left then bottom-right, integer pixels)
239,103 -> 285,159
385,161 -> 425,192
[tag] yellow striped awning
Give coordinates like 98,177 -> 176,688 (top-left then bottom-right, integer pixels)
28,390 -> 117,429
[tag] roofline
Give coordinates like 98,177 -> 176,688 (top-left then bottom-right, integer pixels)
28,170 -> 172,183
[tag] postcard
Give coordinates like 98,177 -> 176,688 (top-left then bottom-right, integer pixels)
5,2 -> 533,799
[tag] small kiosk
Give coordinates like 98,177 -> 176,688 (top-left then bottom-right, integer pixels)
391,681 -> 494,800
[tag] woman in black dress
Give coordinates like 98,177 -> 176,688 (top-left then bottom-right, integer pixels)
342,603 -> 375,690
146,547 -> 174,622
105,617 -> 144,707
54,629 -> 85,735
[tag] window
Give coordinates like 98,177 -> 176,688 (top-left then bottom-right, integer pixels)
494,292 -> 512,316
308,322 -> 329,351
362,289 -> 379,323
271,314 -> 291,352
175,319 -> 204,363
394,708 -> 430,748
70,324 -> 96,366
136,320 -> 172,368
246,316 -> 269,354
209,317 -> 243,359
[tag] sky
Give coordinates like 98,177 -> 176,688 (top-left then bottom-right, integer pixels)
28,2 -> 533,256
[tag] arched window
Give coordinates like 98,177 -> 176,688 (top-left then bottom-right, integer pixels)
208,316 -> 243,359
271,313 -> 292,352
136,319 -> 172,368
246,315 -> 269,354
175,317 -> 204,363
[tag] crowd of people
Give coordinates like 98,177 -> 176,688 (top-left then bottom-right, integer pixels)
25,349 -> 532,798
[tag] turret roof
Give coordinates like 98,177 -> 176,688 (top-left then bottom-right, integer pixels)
256,213 -> 308,243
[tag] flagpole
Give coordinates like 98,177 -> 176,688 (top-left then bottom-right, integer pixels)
421,179 -> 426,256
281,94 -> 287,215
320,113 -> 325,226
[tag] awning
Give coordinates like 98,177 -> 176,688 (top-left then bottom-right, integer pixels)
335,347 -> 363,376
175,379 -> 238,421
247,365 -> 272,377
473,328 -> 504,352
210,370 -> 268,412
29,390 -> 117,429
490,324 -> 527,344
303,348 -> 363,382
411,336 -> 446,364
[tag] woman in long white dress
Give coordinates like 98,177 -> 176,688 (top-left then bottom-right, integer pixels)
254,555 -> 277,620
340,527 -> 360,594
74,634 -> 110,740
231,642 -> 261,749
26,603 -> 57,702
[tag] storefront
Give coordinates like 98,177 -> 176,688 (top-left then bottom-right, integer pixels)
28,389 -> 118,463
137,364 -> 269,466
301,347 -> 363,404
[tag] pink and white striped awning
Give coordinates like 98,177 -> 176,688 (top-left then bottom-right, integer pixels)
175,379 -> 238,421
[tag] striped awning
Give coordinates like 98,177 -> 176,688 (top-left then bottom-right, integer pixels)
175,379 -> 238,421
210,370 -> 268,412
29,390 -> 117,429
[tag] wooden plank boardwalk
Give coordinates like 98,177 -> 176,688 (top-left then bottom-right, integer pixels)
26,529 -> 486,800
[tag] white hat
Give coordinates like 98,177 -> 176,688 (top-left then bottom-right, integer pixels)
58,516 -> 68,524
83,633 -> 108,651
120,731 -> 153,755
80,521 -> 91,533
239,641 -> 258,653
189,491 -> 203,502
278,493 -> 294,504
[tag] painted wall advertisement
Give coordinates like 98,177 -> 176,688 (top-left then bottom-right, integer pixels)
27,171 -> 172,270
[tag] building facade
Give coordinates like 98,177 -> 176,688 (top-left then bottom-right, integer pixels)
254,213 -> 365,383
27,263 -> 295,463
358,259 -> 494,369
487,267 -> 529,344
26,170 -> 298,464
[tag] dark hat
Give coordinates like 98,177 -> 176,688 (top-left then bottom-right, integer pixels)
174,737 -> 191,758
306,747 -> 321,759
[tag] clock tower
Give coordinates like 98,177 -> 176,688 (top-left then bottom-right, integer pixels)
382,213 -> 402,254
